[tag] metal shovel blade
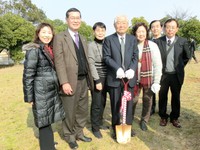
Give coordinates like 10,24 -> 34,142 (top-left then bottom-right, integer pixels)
116,124 -> 131,144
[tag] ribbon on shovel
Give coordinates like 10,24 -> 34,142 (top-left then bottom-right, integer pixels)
120,79 -> 132,124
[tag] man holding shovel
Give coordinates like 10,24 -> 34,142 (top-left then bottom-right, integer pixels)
103,15 -> 138,141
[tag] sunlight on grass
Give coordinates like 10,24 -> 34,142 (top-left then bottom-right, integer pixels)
0,51 -> 200,150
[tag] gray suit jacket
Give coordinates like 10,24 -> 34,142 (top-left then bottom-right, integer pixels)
103,33 -> 138,87
53,30 -> 93,94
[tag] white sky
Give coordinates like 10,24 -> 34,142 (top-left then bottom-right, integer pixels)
31,0 -> 200,35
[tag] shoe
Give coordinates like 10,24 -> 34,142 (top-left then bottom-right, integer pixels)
170,119 -> 181,128
131,129 -> 136,137
77,136 -> 92,142
100,125 -> 109,130
140,121 -> 148,131
92,131 -> 103,139
160,118 -> 168,126
54,142 -> 58,149
111,133 -> 116,140
68,141 -> 78,150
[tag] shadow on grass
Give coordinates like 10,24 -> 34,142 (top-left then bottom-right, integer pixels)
26,107 -> 65,141
131,101 -> 200,150
25,95 -> 200,150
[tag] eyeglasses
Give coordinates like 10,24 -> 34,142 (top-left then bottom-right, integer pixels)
68,17 -> 81,21
165,26 -> 177,30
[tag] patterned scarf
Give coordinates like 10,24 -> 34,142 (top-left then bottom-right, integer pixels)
140,40 -> 152,88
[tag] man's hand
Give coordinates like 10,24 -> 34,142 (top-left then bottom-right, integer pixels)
125,69 -> 135,79
96,83 -> 102,91
116,68 -> 125,79
62,83 -> 73,95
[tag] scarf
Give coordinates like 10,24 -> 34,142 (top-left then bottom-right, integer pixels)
44,45 -> 54,64
134,40 -> 152,97
140,40 -> 152,88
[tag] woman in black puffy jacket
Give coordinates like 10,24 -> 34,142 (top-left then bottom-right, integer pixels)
23,23 -> 65,150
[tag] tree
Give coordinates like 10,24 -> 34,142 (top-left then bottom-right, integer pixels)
129,17 -> 149,34
45,19 -> 67,34
131,17 -> 149,27
180,17 -> 200,44
167,8 -> 192,21
0,0 -> 47,24
79,21 -> 93,41
0,13 -> 35,49
0,13 -> 35,61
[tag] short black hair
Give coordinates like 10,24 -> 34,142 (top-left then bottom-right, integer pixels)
164,18 -> 179,28
66,8 -> 81,18
92,22 -> 106,31
149,20 -> 162,29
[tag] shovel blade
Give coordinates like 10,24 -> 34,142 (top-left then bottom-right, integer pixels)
116,124 -> 131,144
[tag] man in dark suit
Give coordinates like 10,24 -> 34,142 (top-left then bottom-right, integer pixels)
149,20 -> 163,115
154,18 -> 190,128
103,15 -> 138,139
53,8 -> 93,150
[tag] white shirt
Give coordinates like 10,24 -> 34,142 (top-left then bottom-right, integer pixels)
68,28 -> 78,43
166,36 -> 175,43
117,33 -> 126,43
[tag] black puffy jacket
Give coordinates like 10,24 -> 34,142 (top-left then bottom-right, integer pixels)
23,43 -> 65,128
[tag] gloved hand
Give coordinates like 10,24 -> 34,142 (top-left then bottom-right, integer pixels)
116,68 -> 125,79
125,69 -> 135,79
151,83 -> 161,94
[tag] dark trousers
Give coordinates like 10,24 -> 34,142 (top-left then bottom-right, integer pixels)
159,74 -> 182,120
133,87 -> 153,122
39,125 -> 55,150
108,83 -> 133,132
151,93 -> 156,112
61,78 -> 88,143
91,77 -> 107,132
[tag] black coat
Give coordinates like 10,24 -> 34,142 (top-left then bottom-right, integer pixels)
103,33 -> 138,88
154,36 -> 190,85
23,43 -> 65,128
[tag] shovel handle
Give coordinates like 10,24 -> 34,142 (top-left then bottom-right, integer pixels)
122,78 -> 130,91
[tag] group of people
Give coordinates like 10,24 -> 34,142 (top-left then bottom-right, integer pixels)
23,7 -> 191,150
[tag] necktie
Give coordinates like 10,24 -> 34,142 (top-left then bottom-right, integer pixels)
167,39 -> 171,46
74,33 -> 79,48
120,37 -> 125,69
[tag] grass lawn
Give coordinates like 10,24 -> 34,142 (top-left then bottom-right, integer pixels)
0,51 -> 200,150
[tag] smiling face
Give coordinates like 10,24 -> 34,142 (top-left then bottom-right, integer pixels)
164,20 -> 179,39
136,25 -> 147,43
38,26 -> 53,45
94,26 -> 106,40
66,11 -> 81,32
150,21 -> 162,39
114,16 -> 129,36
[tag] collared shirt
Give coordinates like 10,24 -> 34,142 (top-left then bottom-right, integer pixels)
68,28 -> 78,42
117,33 -> 126,43
166,36 -> 175,43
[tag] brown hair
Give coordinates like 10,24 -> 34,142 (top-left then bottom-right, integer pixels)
132,22 -> 149,40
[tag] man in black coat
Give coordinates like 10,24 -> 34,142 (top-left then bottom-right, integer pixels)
103,15 -> 138,139
154,19 -> 190,128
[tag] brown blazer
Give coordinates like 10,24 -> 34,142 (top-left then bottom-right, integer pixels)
53,30 -> 93,94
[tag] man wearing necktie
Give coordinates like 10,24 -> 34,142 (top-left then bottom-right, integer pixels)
53,8 -> 93,150
154,18 -> 190,128
149,20 -> 163,116
103,15 -> 138,140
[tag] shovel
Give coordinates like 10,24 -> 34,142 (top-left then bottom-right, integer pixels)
116,79 -> 132,144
